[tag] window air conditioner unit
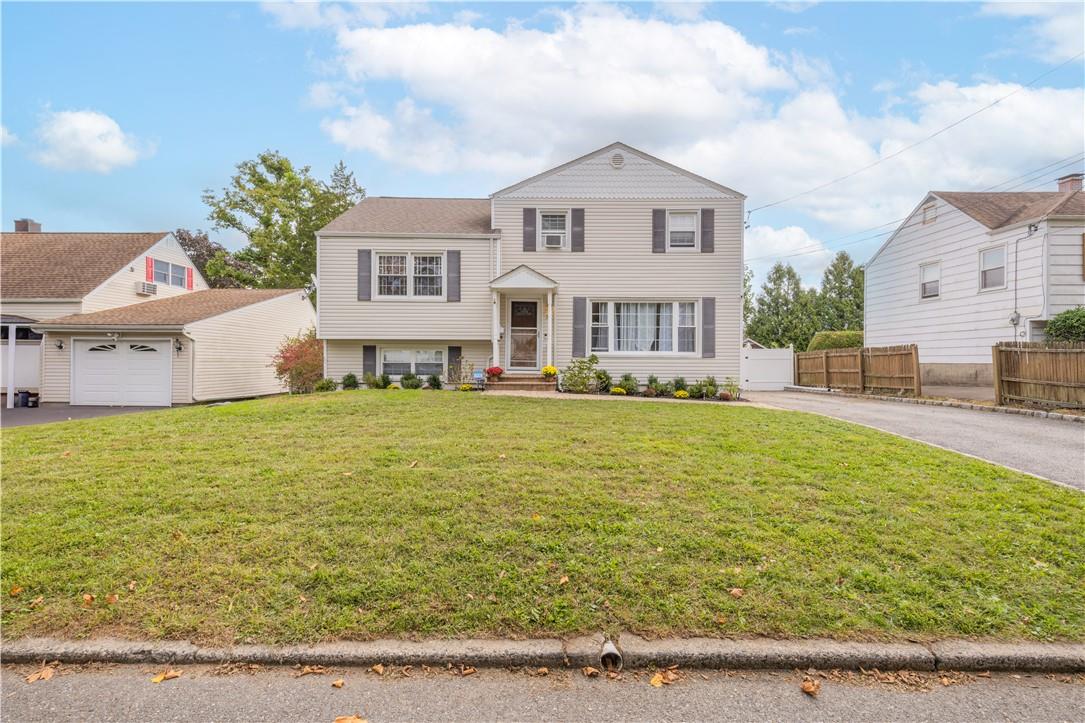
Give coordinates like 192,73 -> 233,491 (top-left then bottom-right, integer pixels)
543,233 -> 564,248
136,281 -> 158,296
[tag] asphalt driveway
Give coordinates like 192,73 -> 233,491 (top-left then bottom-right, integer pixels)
0,403 -> 162,428
746,391 -> 1085,491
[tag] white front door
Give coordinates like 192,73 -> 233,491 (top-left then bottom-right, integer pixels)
72,339 -> 172,406
507,300 -> 540,370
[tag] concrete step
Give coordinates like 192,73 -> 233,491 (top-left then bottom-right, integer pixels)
487,382 -> 556,391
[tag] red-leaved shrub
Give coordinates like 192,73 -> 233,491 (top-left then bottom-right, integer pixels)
272,328 -> 323,394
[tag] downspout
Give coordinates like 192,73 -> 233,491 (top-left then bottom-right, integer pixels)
6,323 -> 16,408
184,331 -> 197,402
1010,224 -> 1040,340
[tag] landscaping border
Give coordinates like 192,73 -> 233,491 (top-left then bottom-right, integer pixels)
784,386 -> 1084,423
3,636 -> 1083,673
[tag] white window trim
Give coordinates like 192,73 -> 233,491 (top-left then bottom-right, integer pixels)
919,261 -> 941,301
152,259 -> 188,288
373,251 -> 447,301
587,299 -> 700,356
536,209 -> 569,251
666,210 -> 700,252
377,346 -> 447,379
978,243 -> 1007,293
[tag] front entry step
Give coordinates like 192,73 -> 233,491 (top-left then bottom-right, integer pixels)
487,376 -> 556,392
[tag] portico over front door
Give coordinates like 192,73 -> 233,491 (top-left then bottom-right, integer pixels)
508,300 -> 539,370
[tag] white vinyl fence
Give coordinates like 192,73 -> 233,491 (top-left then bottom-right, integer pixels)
1,342 -> 42,390
740,346 -> 794,391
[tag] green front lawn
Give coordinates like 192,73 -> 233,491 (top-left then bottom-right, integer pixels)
2,391 -> 1082,644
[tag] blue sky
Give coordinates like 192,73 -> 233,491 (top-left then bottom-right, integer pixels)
2,1 -> 1082,285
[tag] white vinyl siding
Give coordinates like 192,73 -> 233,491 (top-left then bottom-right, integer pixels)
0,300 -> 82,321
324,339 -> 491,381
82,234 -> 207,313
1046,222 -> 1085,314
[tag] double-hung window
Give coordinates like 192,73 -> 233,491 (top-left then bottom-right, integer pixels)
667,211 -> 698,249
153,258 -> 187,287
539,212 -> 568,249
589,301 -> 697,354
979,246 -> 1006,291
376,252 -> 443,298
381,348 -> 445,378
920,262 -> 940,299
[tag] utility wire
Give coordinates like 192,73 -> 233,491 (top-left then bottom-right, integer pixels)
746,51 -> 1085,217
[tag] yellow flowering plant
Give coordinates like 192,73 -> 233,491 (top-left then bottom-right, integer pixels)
674,389 -> 690,399
459,384 -> 474,392
609,386 -> 627,395
541,365 -> 558,379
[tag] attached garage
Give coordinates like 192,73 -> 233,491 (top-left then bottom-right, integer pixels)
35,289 -> 315,406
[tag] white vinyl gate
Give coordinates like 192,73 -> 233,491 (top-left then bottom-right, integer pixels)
740,347 -> 794,391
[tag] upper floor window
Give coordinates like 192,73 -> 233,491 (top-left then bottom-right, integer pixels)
922,203 -> 937,224
376,252 -> 444,298
153,258 -> 188,287
920,262 -> 940,299
979,246 -> 1006,291
589,300 -> 697,354
667,211 -> 698,249
539,211 -> 568,249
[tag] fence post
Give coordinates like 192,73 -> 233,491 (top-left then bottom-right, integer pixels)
911,344 -> 922,397
857,347 -> 865,393
822,350 -> 829,389
991,345 -> 1003,406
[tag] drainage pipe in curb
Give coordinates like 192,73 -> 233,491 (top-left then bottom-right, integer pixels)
600,639 -> 623,672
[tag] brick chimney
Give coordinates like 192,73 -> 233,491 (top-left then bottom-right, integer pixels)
1057,173 -> 1083,193
14,218 -> 41,233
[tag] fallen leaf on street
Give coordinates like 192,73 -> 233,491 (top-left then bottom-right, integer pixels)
298,665 -> 328,677
9,585 -> 23,597
460,665 -> 477,676
370,663 -> 385,676
25,665 -> 56,684
801,676 -> 821,697
331,679 -> 345,688
151,669 -> 181,684
582,666 -> 600,678
729,588 -> 744,599
333,715 -> 367,723
535,667 -> 549,676
649,672 -> 664,687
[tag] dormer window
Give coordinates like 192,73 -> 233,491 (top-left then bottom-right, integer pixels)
539,211 -> 568,249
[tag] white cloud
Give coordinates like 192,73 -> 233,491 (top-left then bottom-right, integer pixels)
746,225 -> 833,286
653,2 -> 706,21
33,110 -> 152,173
982,2 -> 1085,62
262,1 -> 429,30
0,125 -> 16,146
783,26 -> 816,36
305,81 -> 346,109
770,2 -> 820,13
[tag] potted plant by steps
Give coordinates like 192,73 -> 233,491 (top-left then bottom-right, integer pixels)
541,365 -> 558,381
485,366 -> 504,382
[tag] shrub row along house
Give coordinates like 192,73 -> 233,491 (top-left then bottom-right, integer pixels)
0,226 -> 314,407
317,142 -> 744,387
865,173 -> 1084,385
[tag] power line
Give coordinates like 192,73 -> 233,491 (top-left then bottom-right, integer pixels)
746,51 -> 1085,216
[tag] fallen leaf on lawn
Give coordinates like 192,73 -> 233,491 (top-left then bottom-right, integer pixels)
9,585 -> 23,597
582,666 -> 600,678
299,594 -> 308,603
466,593 -> 475,600
61,451 -> 72,458
151,669 -> 181,684
127,580 -> 137,592
370,663 -> 385,676
486,594 -> 497,602
655,546 -> 663,552
714,614 -> 728,625
801,676 -> 821,697
649,672 -> 664,687
558,575 -> 569,585
498,454 -> 507,460
29,596 -> 44,608
298,665 -> 328,677
408,460 -> 418,468
461,665 -> 477,676
81,593 -> 95,607
25,666 -> 56,683
342,472 -> 353,477
531,513 -> 541,521
105,593 -> 119,605
331,679 -> 345,688
729,588 -> 744,599
333,715 -> 367,723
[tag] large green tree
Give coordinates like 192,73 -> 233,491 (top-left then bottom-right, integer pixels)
746,262 -> 819,350
742,264 -> 755,329
173,228 -> 254,289
202,152 -> 365,289
816,251 -> 864,331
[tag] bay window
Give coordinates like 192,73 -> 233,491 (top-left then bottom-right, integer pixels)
588,301 -> 697,354
381,348 -> 445,378
376,252 -> 444,298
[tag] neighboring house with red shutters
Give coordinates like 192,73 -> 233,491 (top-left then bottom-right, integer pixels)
316,142 -> 745,388
1,222 -> 314,407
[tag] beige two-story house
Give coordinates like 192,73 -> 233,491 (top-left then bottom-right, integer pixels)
317,142 -> 744,387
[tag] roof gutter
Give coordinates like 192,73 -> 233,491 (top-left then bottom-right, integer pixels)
317,231 -> 499,240
2,297 -> 83,303
30,323 -> 188,333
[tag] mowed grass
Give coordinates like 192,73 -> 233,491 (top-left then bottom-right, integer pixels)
2,391 -> 1083,645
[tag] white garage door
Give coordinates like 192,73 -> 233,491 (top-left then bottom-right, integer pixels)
72,339 -> 172,406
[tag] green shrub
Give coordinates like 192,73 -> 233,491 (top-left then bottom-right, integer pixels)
560,354 -> 601,394
646,374 -> 660,390
807,330 -> 864,351
314,378 -> 338,393
617,373 -> 639,395
271,328 -> 323,394
341,373 -> 359,390
656,380 -> 675,396
426,374 -> 443,390
688,380 -> 704,398
595,368 -> 612,394
1045,307 -> 1085,342
671,376 -> 687,392
400,373 -> 423,389
379,373 -> 392,389
364,372 -> 391,389
724,376 -> 741,400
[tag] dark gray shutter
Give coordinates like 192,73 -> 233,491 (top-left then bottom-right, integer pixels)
701,297 -> 715,358
357,249 -> 371,301
700,209 -> 714,253
446,250 -> 460,302
447,346 -> 461,375
571,208 -> 585,252
652,209 -> 666,253
522,208 -> 536,252
363,345 -> 377,375
572,297 -> 587,357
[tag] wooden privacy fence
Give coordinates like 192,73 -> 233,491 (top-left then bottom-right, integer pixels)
992,342 -> 1085,408
795,344 -> 921,396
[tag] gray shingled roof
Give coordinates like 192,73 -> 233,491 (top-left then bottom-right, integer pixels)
320,197 -> 494,235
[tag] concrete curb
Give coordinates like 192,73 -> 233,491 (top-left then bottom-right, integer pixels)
783,386 -> 1084,423
3,636 -> 1083,672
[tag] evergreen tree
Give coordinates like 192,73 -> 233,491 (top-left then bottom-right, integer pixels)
746,262 -> 819,349
815,251 -> 864,330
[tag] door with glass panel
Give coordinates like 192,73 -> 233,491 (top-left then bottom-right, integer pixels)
508,300 -> 539,369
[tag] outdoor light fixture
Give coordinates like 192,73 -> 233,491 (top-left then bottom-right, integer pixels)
174,340 -> 184,353
54,339 -> 64,350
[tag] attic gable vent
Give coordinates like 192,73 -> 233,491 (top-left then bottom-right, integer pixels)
610,152 -> 625,169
